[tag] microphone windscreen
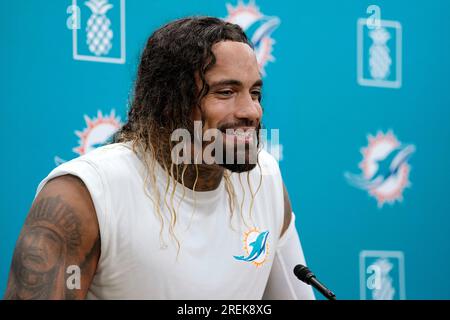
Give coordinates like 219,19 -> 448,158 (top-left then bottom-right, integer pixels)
293,264 -> 314,284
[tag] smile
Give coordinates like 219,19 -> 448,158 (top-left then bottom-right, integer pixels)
221,128 -> 256,143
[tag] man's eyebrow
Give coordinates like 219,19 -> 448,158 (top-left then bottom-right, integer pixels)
209,79 -> 263,89
253,79 -> 263,87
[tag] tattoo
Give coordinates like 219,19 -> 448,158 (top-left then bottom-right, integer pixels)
66,236 -> 100,300
4,195 -> 98,300
80,236 -> 100,270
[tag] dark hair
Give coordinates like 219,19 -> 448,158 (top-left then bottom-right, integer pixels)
116,16 -> 252,162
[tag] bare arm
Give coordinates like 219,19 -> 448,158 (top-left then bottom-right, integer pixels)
4,175 -> 100,300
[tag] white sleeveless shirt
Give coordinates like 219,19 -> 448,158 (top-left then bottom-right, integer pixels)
36,143 -> 290,299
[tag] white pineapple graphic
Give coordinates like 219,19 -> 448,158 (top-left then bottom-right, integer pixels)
85,0 -> 114,56
371,258 -> 396,300
368,27 -> 392,80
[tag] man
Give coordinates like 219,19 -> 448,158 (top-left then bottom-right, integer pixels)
4,17 -> 314,299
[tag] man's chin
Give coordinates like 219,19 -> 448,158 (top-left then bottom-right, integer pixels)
219,162 -> 257,173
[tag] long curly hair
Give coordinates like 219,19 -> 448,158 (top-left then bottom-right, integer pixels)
115,17 -> 262,252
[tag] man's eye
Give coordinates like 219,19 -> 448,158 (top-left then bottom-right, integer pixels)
251,90 -> 262,100
217,90 -> 233,96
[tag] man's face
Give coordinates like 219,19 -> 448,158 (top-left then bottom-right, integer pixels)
193,41 -> 263,172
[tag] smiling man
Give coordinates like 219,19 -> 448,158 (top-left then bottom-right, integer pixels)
4,17 -> 314,300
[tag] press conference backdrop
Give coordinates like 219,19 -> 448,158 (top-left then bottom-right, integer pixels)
1,0 -> 449,300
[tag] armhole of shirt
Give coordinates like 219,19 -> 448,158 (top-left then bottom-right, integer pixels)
277,211 -> 297,248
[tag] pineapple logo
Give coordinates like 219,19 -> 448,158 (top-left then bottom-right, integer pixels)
85,0 -> 114,56
357,18 -> 402,88
360,251 -> 406,300
72,0 -> 126,64
369,27 -> 392,80
54,110 -> 122,165
369,258 -> 396,300
345,131 -> 416,208
224,0 -> 280,76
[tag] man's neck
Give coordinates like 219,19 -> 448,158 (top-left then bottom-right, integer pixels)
178,163 -> 224,191
152,145 -> 225,191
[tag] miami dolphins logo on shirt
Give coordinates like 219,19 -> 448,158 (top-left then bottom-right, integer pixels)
234,228 -> 269,267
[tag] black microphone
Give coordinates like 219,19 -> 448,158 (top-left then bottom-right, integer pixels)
293,264 -> 336,300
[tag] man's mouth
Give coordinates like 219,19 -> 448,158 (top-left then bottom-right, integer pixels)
220,127 -> 256,144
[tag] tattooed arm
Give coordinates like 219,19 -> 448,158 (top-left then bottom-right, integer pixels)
4,175 -> 100,300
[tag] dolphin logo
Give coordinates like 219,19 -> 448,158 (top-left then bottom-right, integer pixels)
234,230 -> 269,262
224,1 -> 280,75
344,131 -> 415,207
345,144 -> 415,190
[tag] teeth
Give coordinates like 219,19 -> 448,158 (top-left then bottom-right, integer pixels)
225,130 -> 253,137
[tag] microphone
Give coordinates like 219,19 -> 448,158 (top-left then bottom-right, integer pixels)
293,264 -> 336,300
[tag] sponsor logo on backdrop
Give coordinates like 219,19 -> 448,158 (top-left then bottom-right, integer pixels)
357,18 -> 402,88
224,0 -> 280,76
360,250 -> 406,300
234,228 -> 270,267
69,0 -> 126,64
345,131 -> 415,208
54,110 -> 122,165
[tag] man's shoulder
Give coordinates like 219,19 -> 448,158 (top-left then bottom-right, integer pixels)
80,142 -> 135,164
48,142 -> 139,185
62,142 -> 135,172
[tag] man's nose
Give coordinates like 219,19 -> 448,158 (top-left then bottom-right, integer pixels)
234,93 -> 261,124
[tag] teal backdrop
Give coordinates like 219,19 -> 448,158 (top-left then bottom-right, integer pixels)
1,0 -> 449,299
